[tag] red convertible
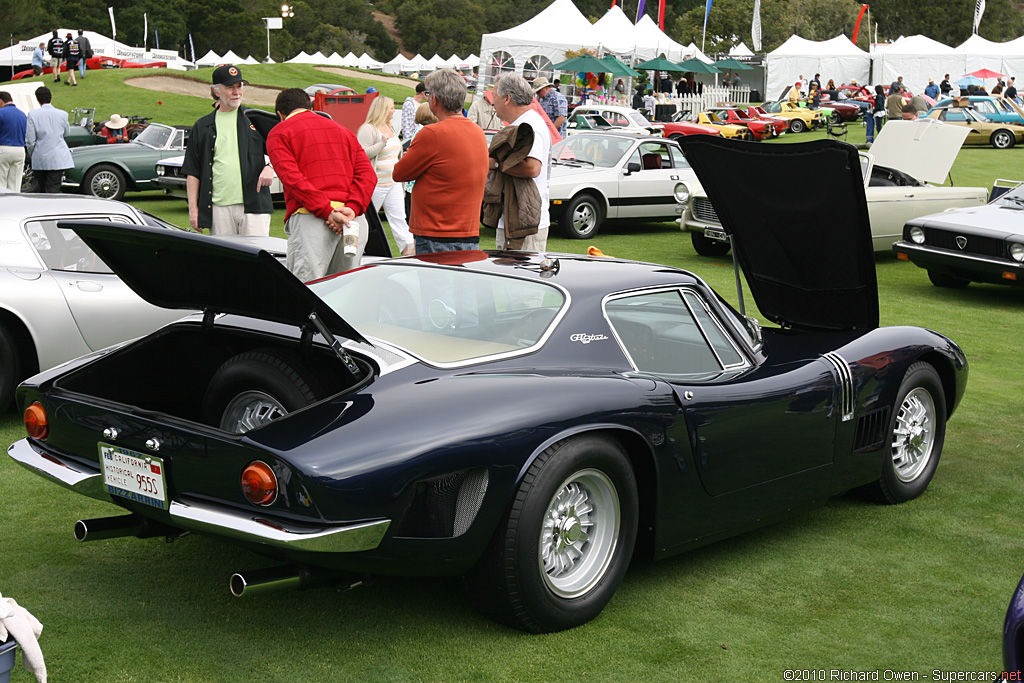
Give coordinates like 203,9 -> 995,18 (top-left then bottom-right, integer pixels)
746,106 -> 789,132
706,106 -> 777,140
660,112 -> 722,141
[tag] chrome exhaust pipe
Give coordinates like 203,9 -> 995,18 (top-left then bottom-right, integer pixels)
230,565 -> 368,597
74,514 -> 178,542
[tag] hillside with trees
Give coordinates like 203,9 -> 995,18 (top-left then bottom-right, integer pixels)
3,0 -> 1022,64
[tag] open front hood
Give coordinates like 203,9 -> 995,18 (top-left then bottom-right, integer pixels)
869,119 -> 971,184
61,220 -> 367,344
679,136 -> 878,331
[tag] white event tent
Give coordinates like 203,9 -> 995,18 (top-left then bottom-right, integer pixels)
1,29 -> 193,72
766,34 -> 870,100
872,35 -> 958,93
479,0 -> 602,78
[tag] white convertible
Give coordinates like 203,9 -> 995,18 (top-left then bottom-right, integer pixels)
679,120 -> 989,256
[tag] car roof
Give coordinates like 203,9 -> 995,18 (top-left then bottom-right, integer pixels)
560,130 -> 674,144
0,192 -> 140,215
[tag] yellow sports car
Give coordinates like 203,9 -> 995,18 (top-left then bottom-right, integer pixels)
762,101 -> 825,133
924,106 -> 1024,149
694,111 -> 752,140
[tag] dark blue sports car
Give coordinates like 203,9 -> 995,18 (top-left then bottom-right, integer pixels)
1004,574 -> 1024,673
8,138 -> 968,633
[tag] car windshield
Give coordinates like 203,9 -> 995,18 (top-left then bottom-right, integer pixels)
134,124 -> 172,149
995,184 -> 1024,207
309,262 -> 566,366
629,111 -> 652,126
552,134 -> 636,168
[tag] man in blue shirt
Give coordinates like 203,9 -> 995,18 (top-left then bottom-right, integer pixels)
533,76 -> 566,137
31,43 -> 46,77
924,78 -> 940,99
0,92 -> 27,192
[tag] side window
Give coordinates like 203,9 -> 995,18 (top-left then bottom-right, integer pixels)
605,289 -> 741,376
171,130 -> 185,149
670,145 -> 690,170
974,101 -> 996,115
24,219 -> 114,274
638,142 -> 672,169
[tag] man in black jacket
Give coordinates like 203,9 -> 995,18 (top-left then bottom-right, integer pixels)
75,30 -> 92,79
45,31 -> 63,84
183,65 -> 274,235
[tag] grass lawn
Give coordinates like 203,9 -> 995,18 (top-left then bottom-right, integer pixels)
1,70 -> 1024,681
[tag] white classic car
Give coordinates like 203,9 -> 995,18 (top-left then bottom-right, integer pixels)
566,104 -> 663,137
679,120 -> 989,255
549,132 -> 696,239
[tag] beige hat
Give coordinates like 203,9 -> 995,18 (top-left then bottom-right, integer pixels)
532,76 -> 553,92
850,78 -> 858,85
105,114 -> 129,129
928,77 -> 935,83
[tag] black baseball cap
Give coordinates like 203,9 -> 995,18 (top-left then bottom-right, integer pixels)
212,65 -> 246,86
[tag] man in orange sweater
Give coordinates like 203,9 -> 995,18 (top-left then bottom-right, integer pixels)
393,68 -> 489,254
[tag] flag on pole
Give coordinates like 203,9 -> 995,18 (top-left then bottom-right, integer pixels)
852,4 -> 868,44
610,0 -> 616,7
658,0 -> 665,30
973,0 -> 985,33
155,28 -> 160,50
143,13 -> 148,50
636,0 -> 646,23
701,0 -> 713,52
108,6 -> 117,39
189,33 -> 195,63
751,0 -> 762,51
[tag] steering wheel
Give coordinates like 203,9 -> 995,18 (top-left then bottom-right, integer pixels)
508,309 -> 556,347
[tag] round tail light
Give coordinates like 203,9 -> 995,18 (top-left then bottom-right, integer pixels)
24,402 -> 48,440
241,461 -> 278,506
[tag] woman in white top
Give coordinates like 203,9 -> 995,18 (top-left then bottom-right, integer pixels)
357,96 -> 414,256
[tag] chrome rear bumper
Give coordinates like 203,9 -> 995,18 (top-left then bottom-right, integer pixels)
8,438 -> 389,553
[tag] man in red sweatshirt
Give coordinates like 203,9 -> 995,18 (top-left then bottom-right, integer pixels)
267,88 -> 376,281
393,68 -> 489,254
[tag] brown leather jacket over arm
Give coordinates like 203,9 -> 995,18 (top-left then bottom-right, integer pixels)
482,124 -> 541,245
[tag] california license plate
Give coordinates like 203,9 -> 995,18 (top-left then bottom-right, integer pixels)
99,443 -> 167,510
704,227 -> 728,242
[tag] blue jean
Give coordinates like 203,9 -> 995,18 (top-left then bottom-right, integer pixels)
79,59 -> 87,77
866,113 -> 875,142
415,235 -> 479,254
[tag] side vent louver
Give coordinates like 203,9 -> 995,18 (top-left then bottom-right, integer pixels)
854,407 -> 891,452
394,468 -> 490,538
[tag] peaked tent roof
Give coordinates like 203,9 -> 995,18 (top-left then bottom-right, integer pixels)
220,50 -> 245,65
633,15 -> 690,62
196,50 -> 223,67
592,6 -> 638,56
766,34 -> 869,103
308,51 -> 328,64
285,51 -> 311,64
872,34 -> 959,95
729,42 -> 755,57
356,53 -> 384,69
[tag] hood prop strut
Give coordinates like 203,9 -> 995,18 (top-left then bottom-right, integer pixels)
307,311 -> 361,380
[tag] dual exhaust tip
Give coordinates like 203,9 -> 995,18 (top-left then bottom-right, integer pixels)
75,514 -> 365,598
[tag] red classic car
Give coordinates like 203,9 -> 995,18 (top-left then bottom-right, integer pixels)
817,96 -> 864,122
746,106 -> 790,132
12,56 -> 104,79
660,112 -> 722,141
705,106 -> 777,140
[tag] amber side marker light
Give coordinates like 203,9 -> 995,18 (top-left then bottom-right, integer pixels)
896,252 -> 910,261
24,402 -> 48,440
241,461 -> 278,506
1002,271 -> 1017,281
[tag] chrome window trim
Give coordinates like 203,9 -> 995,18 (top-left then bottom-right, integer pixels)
601,285 -> 751,376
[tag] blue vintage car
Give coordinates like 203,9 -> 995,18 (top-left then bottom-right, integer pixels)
1005,573 -> 1024,672
927,95 -> 1024,125
8,139 -> 968,633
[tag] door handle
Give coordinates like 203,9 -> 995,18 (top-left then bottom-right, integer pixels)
671,175 -> 679,180
68,281 -> 103,292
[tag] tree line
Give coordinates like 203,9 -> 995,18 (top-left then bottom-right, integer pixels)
3,0 -> 1022,65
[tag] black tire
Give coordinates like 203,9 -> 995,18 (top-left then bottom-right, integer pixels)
830,110 -> 843,124
690,229 -> 731,257
870,362 -> 947,504
789,118 -> 807,134
466,435 -> 638,633
82,164 -> 127,200
0,320 -> 22,413
668,133 -> 686,143
559,193 -> 603,240
201,349 -> 325,433
21,164 -> 39,193
990,129 -> 1015,149
927,270 -> 970,289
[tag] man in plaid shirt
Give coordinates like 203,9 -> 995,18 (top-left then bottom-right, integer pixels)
533,77 -> 567,136
401,82 -> 428,141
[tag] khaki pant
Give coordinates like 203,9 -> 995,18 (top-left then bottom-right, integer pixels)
285,212 -> 367,283
496,225 -> 549,252
210,203 -> 271,236
0,146 -> 25,192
